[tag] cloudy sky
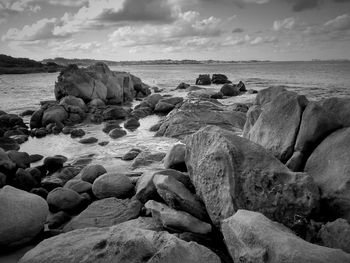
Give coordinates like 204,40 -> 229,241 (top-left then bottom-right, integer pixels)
1,0 -> 349,61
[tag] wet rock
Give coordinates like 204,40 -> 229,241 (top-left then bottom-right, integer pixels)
176,82 -> 190,89
222,210 -> 350,263
237,80 -> 246,91
156,100 -> 245,139
92,173 -> 134,199
34,128 -> 47,138
305,127 -> 350,222
154,101 -> 175,113
20,109 -> 35,117
42,105 -> 68,126
122,148 -> 141,161
63,197 -> 142,231
247,89 -> 258,94
210,92 -> 224,99
220,84 -> 240,96
145,200 -> 212,235
123,117 -> 140,130
70,128 -> 85,138
12,134 -> 29,144
0,136 -> 20,151
318,218 -> 350,253
131,150 -> 166,169
164,143 -> 187,172
108,128 -> 127,139
80,164 -> 107,183
19,224 -> 220,263
88,98 -> 105,108
143,94 -> 163,109
0,186 -> 48,247
59,95 -> 86,110
79,137 -> 98,144
186,126 -> 319,227
47,187 -> 85,214
135,171 -> 158,203
196,74 -> 211,85
130,107 -> 153,119
103,106 -> 128,120
47,211 -> 71,229
7,150 -> 30,168
43,155 -> 67,173
211,74 -> 229,84
98,141 -> 109,146
102,121 -> 121,133
151,86 -> 163,93
52,166 -> 80,184
160,97 -> 183,106
61,126 -> 72,134
153,174 -> 208,221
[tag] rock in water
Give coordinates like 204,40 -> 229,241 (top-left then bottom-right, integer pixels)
19,225 -> 220,263
195,74 -> 211,85
42,105 -> 68,126
211,74 -> 229,84
0,186 -> 48,247
305,127 -> 350,222
245,88 -> 308,162
185,125 -> 319,227
222,210 -> 350,263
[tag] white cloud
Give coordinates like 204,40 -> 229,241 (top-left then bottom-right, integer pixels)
273,17 -> 296,31
324,13 -> 350,31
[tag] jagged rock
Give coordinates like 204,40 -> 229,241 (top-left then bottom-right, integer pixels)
186,126 -> 319,227
160,97 -> 183,106
154,169 -> 194,192
135,171 -> 158,203
103,106 -> 128,120
63,198 -> 142,232
318,218 -> 350,253
305,127 -> 350,222
145,200 -> 212,234
237,81 -> 246,92
163,143 -> 187,171
242,105 -> 262,137
19,224 -> 220,263
92,173 -> 134,199
131,150 -> 166,169
222,210 -> 350,263
117,216 -> 164,231
195,74 -> 211,85
156,100 -> 246,139
154,101 -> 175,113
0,186 -> 48,247
143,94 -> 163,110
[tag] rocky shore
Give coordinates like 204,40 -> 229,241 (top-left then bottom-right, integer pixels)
1,62 -> 350,263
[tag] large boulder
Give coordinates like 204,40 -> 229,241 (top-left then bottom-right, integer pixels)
163,143 -> 187,171
42,105 -> 68,126
19,225 -> 220,263
63,198 -> 142,232
60,95 -> 86,110
242,105 -> 262,137
220,84 -> 239,96
92,173 -> 134,199
245,88 -> 308,162
318,218 -> 350,253
211,74 -> 229,84
185,126 -> 319,227
304,127 -> 350,222
47,187 -> 85,213
320,97 -> 350,127
156,100 -> 246,139
0,186 -> 48,247
195,74 -> 211,85
222,210 -> 350,263
79,164 -> 107,183
29,109 -> 44,129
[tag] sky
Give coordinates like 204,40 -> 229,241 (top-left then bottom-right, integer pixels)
0,0 -> 350,61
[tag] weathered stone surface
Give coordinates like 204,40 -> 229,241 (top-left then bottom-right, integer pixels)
163,143 -> 187,171
103,106 -> 128,120
245,88 -> 308,162
131,150 -> 166,169
42,105 -> 68,126
305,127 -> 350,222
19,224 -> 220,263
70,128 -> 85,138
156,100 -> 246,139
123,117 -> 140,130
195,74 -> 211,85
64,179 -> 92,194
63,198 -> 142,232
222,210 -> 350,263
154,169 -> 194,192
92,173 -> 134,199
30,109 -> 44,129
220,84 -> 239,96
320,97 -> 350,127
186,126 -> 319,227
47,211 -> 71,229
0,136 -> 20,151
318,218 -> 350,253
60,95 -> 86,110
145,200 -> 212,235
242,105 -> 262,137
0,147 -> 15,170
47,187 -> 85,213
117,216 -> 164,232
154,101 -> 175,113
135,171 -> 158,203
0,186 -> 48,247
122,148 -> 141,161
80,164 -> 107,183
153,174 -> 209,222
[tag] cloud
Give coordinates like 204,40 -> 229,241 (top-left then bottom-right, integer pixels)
286,0 -> 321,12
303,13 -> 350,37
232,27 -> 244,33
49,40 -> 102,53
273,17 -> 296,31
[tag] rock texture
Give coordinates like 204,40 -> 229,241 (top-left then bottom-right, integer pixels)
92,173 -> 134,199
318,218 -> 350,253
222,210 -> 350,263
185,126 -> 319,227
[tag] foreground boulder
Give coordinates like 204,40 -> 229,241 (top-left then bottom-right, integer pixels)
185,126 -> 319,227
222,210 -> 350,263
0,186 -> 48,247
304,127 -> 350,222
318,218 -> 350,253
19,225 -> 220,263
156,100 -> 246,139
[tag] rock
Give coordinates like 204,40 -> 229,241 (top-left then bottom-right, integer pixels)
79,137 -> 98,144
34,128 -> 47,138
154,101 -> 175,113
47,187 -> 85,214
43,155 -> 67,173
0,136 -> 20,151
108,128 -> 127,139
156,100 -> 246,139
12,168 -> 38,191
12,134 -> 29,144
42,105 -> 68,126
131,150 -> 166,169
123,117 -> 140,130
117,216 -> 164,231
220,84 -> 240,96
130,107 -> 153,119
210,92 -> 224,99
176,82 -> 190,89
20,109 -> 35,117
64,179 -> 92,194
242,105 -> 262,137
80,164 -> 107,183
122,148 -> 141,161
143,94 -> 163,109
63,198 -> 142,232
98,141 -> 109,146
7,150 -> 30,168
185,126 -> 319,227
59,95 -> 86,110
62,126 -> 72,134
30,187 -> 49,199
0,147 -> 16,170
145,200 -> 212,234
102,121 -> 121,133
0,172 -> 6,187
88,98 -> 105,108
320,97 -> 350,127
160,97 -> 183,106
19,224 -> 220,263
222,210 -> 350,263
135,171 -> 158,203
211,74 -> 229,84
102,106 -> 128,120
0,186 -> 48,247
29,154 -> 43,163
247,89 -> 258,94
255,86 -> 288,106
304,127 -> 350,222
47,211 -> 71,229
154,169 -> 194,192
151,86 -> 163,93
164,143 -> 187,172
237,80 -> 246,91
245,88 -> 308,162
70,128 -> 85,138
92,173 -> 134,199
318,218 -> 350,253
195,74 -> 211,85
153,174 -> 209,222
